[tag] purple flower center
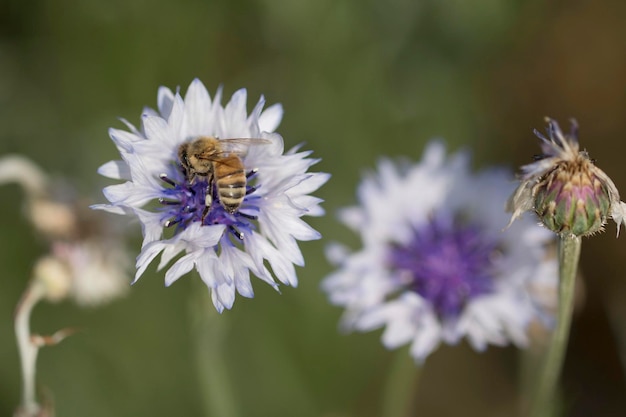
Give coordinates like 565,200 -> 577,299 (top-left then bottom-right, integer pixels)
158,167 -> 261,242
388,214 -> 497,319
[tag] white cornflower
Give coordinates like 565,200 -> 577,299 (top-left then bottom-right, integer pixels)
95,79 -> 328,312
322,142 -> 557,362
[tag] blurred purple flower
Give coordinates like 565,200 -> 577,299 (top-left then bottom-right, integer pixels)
323,142 -> 556,362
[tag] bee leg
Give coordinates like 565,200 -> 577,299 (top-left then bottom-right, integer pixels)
201,197 -> 212,223
201,178 -> 214,224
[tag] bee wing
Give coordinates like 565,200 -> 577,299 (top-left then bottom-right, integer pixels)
216,138 -> 272,156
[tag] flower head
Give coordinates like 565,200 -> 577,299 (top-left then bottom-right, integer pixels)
507,118 -> 626,237
322,142 -> 556,362
95,79 -> 328,312
0,155 -> 130,306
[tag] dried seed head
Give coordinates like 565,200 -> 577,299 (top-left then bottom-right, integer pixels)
533,154 -> 611,236
508,118 -> 626,238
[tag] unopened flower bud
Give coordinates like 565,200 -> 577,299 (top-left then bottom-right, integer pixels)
533,158 -> 611,236
508,118 -> 626,238
33,255 -> 72,303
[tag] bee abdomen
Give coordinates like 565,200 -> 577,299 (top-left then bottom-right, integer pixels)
218,186 -> 246,212
216,163 -> 246,212
218,181 -> 246,197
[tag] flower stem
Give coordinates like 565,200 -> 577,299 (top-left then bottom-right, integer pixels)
14,281 -> 46,416
380,350 -> 421,417
530,234 -> 581,417
189,287 -> 239,417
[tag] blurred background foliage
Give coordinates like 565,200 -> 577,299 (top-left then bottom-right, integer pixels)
1,0 -> 626,416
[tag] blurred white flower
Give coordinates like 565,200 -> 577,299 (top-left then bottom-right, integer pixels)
50,239 -> 130,307
0,155 -> 131,306
95,79 -> 329,312
1,154 -> 132,417
322,142 -> 557,362
31,241 -> 129,307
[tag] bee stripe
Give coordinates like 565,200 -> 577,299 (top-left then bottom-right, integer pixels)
219,188 -> 246,199
218,176 -> 246,186
214,156 -> 247,213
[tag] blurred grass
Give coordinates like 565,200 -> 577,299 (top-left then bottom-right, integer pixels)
2,0 -> 626,416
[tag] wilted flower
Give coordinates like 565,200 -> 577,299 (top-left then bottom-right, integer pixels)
507,118 -> 626,237
0,155 -> 130,306
48,239 -> 130,306
322,142 -> 556,362
95,79 -> 328,312
1,155 -> 131,417
27,198 -> 130,307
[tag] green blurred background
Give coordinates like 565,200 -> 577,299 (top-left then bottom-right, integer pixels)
2,0 -> 626,415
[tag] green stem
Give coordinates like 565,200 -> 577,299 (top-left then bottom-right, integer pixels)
189,287 -> 239,417
530,235 -> 581,417
380,350 -> 421,417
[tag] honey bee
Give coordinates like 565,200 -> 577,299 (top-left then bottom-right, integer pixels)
178,136 -> 270,221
